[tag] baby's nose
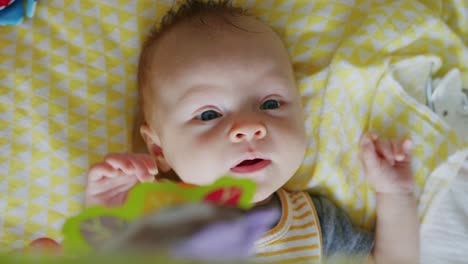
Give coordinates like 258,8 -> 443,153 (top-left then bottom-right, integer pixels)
229,122 -> 267,143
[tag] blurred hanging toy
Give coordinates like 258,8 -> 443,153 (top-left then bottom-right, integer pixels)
0,0 -> 37,25
61,177 -> 255,255
12,177 -> 278,262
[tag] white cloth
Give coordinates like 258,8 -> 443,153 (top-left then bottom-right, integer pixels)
420,149 -> 468,264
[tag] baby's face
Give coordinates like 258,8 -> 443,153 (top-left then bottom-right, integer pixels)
142,14 -> 307,202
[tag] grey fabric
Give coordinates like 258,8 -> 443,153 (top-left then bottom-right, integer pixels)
311,195 -> 375,261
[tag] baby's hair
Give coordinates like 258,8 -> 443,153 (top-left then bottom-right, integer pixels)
133,0 -> 248,152
159,0 -> 247,32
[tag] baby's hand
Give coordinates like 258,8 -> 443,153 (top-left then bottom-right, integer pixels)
85,153 -> 158,207
359,133 -> 414,194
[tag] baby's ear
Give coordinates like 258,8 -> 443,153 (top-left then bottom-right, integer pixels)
140,124 -> 161,154
140,124 -> 171,173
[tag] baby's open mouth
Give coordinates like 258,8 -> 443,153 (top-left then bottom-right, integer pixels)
231,159 -> 271,173
236,159 -> 264,167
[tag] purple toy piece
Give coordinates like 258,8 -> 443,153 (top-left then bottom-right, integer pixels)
172,207 -> 280,261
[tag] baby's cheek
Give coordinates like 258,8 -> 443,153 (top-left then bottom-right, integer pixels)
177,162 -> 219,186
171,145 -> 220,185
279,127 -> 307,168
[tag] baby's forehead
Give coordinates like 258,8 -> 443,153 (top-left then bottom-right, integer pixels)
150,15 -> 284,68
156,13 -> 272,50
143,12 -> 293,103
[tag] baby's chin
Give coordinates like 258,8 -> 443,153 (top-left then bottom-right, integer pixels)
252,189 -> 276,205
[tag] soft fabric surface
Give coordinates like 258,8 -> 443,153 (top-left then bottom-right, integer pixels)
420,149 -> 468,263
0,0 -> 467,251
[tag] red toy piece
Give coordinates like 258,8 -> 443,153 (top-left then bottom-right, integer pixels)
27,237 -> 62,255
203,186 -> 242,207
0,0 -> 14,9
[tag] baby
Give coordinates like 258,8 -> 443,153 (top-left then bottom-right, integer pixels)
85,0 -> 419,263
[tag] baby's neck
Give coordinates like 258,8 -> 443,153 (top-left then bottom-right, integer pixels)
254,195 -> 274,206
255,193 -> 281,209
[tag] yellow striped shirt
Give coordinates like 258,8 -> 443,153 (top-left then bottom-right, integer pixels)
255,189 -> 322,263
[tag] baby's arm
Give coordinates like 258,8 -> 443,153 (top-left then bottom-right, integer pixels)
360,133 -> 419,264
85,153 -> 158,207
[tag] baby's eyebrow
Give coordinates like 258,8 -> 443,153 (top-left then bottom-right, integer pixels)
175,72 -> 293,105
177,85 -> 222,104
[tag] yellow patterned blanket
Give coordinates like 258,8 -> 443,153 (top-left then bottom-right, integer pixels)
0,0 -> 467,250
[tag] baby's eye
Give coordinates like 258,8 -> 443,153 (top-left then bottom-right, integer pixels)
260,99 -> 281,110
198,110 -> 222,121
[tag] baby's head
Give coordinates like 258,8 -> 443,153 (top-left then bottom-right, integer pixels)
137,0 -> 307,202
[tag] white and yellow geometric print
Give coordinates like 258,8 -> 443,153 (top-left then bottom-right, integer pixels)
281,0 -> 468,229
0,0 -> 168,249
0,0 -> 467,249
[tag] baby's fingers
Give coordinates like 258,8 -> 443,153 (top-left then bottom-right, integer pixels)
88,162 -> 120,182
391,138 -> 413,162
104,153 -> 156,182
401,139 -> 413,160
86,176 -> 137,207
375,137 -> 396,165
140,154 -> 158,175
391,139 -> 404,162
87,174 -> 137,196
105,153 -> 136,173
359,133 -> 379,169
128,155 -> 156,183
